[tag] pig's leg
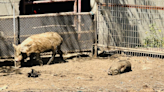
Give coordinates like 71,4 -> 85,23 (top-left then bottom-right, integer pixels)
120,65 -> 126,73
29,53 -> 35,66
36,53 -> 43,66
107,67 -> 112,75
57,46 -> 63,60
47,48 -> 56,65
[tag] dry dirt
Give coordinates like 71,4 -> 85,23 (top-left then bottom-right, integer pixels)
0,53 -> 164,92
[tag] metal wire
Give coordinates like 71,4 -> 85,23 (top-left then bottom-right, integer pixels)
97,0 -> 164,58
0,1 -> 94,58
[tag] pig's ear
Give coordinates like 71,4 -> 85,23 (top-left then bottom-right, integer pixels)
12,44 -> 17,49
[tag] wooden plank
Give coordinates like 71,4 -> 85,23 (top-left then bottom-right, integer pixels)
0,59 -> 14,62
19,30 -> 94,37
19,12 -> 91,18
97,44 -> 164,55
41,52 -> 91,58
0,12 -> 92,19
25,0 -> 75,5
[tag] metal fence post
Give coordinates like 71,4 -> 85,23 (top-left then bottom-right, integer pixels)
93,4 -> 98,58
12,0 -> 17,67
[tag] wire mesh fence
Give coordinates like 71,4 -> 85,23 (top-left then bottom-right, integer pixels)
18,13 -> 94,53
97,0 -> 164,57
0,1 -> 94,58
0,1 -> 19,58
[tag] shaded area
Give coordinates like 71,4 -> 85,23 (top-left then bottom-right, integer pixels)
18,14 -> 94,53
0,14 -> 94,58
19,0 -> 91,15
98,0 -> 141,48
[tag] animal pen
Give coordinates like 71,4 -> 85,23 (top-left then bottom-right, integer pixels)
97,0 -> 164,58
0,0 -> 94,59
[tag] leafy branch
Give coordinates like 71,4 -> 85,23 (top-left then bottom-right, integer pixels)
144,24 -> 164,47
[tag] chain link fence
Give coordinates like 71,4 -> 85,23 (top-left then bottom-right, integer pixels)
0,1 -> 95,58
0,0 -> 19,58
97,0 -> 164,57
18,13 -> 94,53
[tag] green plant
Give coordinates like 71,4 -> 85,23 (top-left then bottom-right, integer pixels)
144,24 -> 164,47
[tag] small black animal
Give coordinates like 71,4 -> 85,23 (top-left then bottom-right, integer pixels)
27,69 -> 40,78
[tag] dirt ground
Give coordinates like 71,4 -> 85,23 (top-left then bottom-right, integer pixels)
0,53 -> 164,92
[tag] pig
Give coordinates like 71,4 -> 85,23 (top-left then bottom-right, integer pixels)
108,60 -> 132,75
13,32 -> 63,66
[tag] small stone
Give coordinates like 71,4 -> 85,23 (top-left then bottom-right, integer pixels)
0,85 -> 8,91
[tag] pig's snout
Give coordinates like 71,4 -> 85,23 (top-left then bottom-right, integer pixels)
15,56 -> 22,62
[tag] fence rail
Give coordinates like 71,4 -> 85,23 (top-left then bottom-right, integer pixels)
100,3 -> 164,10
0,12 -> 94,58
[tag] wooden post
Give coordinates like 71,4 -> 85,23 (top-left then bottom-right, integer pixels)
12,0 -> 17,67
78,0 -> 81,40
93,4 -> 98,58
74,0 -> 77,29
74,0 -> 77,13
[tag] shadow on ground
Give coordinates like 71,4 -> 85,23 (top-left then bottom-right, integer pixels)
0,51 -> 123,68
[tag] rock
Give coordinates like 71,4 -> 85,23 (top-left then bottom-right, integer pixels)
0,85 -> 8,91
